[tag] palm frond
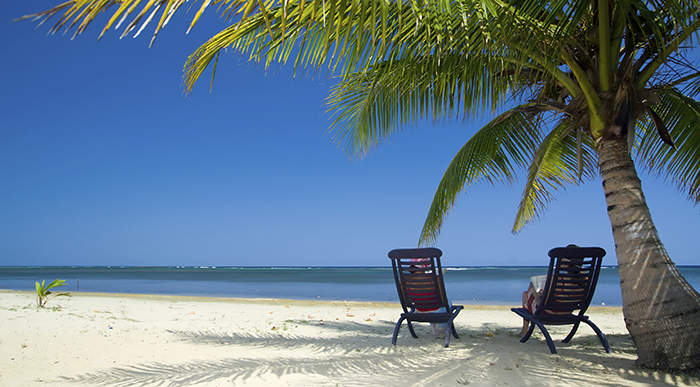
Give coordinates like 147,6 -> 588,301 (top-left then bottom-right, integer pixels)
326,51 -> 519,157
183,0 -> 505,91
636,88 -> 700,205
182,0 -> 597,94
677,72 -> 700,97
634,1 -> 700,86
513,118 -> 597,232
418,109 -> 542,245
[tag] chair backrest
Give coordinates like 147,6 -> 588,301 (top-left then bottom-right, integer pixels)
536,246 -> 606,316
388,248 -> 450,314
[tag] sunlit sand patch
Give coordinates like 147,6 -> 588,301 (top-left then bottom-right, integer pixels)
0,290 -> 694,387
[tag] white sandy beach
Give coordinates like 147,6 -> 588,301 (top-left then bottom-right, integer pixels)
0,290 -> 697,387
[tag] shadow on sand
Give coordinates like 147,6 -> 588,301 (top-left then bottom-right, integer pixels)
61,319 -> 695,387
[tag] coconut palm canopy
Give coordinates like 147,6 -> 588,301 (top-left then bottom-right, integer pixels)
18,0 -> 700,371
20,0 -> 699,238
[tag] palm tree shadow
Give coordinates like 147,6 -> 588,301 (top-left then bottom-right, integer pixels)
60,319 -> 465,386
164,318 -> 395,349
472,322 -> 697,387
61,319 -> 687,387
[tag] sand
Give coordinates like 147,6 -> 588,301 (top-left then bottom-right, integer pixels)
0,290 -> 697,387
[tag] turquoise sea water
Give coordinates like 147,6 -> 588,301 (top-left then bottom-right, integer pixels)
1,266 -> 699,306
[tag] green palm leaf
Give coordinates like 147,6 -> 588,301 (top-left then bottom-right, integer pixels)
637,89 -> 700,204
326,52 -> 513,156
513,118 -> 598,232
418,109 -> 541,245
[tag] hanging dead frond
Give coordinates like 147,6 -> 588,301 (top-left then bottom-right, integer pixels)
647,106 -> 676,149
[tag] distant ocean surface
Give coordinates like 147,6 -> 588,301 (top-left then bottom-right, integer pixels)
2,266 -> 700,307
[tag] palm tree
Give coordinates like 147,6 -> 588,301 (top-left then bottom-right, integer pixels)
19,0 -> 700,370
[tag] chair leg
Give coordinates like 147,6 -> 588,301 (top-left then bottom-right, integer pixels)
392,317 -> 405,345
519,322 -> 535,343
539,323 -> 557,354
582,320 -> 612,353
449,308 -> 460,339
406,320 -> 418,338
524,320 -> 557,354
444,326 -> 451,348
562,322 -> 581,343
443,316 -> 459,348
450,322 -> 460,339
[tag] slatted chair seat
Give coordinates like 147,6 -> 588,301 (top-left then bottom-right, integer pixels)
511,246 -> 612,354
389,248 -> 463,347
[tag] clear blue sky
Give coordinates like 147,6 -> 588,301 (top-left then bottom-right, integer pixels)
1,1 -> 698,267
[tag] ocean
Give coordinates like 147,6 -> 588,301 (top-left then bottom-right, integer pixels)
2,266 -> 700,307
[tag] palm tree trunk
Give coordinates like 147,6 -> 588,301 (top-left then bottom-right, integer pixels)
597,136 -> 700,370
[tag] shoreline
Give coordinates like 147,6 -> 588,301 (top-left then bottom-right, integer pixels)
1,289 -> 402,307
1,290 -> 696,386
0,289 -> 620,309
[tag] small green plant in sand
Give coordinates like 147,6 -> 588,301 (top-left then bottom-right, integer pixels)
35,278 -> 70,308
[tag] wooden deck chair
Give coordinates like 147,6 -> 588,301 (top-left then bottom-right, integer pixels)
511,246 -> 612,354
389,248 -> 464,347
